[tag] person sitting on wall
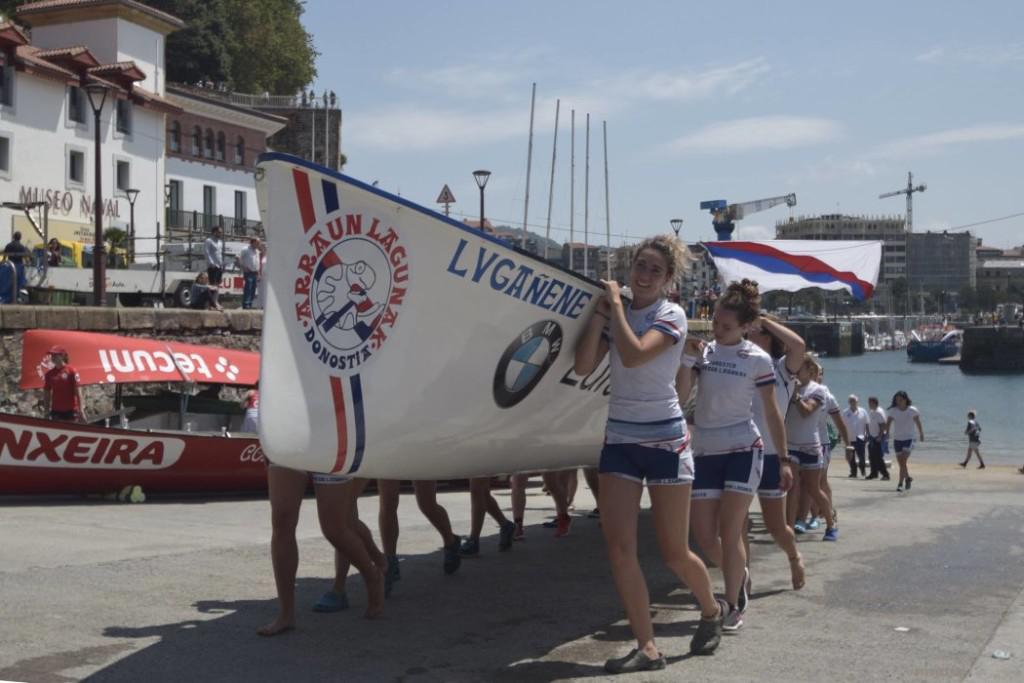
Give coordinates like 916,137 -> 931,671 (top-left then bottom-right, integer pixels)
190,271 -> 223,311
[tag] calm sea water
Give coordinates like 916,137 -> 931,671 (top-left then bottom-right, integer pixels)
819,351 -> 1022,466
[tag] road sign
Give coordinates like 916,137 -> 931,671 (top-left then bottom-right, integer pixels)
436,185 -> 456,204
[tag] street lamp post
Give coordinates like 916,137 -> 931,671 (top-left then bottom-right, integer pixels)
472,170 -> 491,232
84,82 -> 109,306
124,188 -> 139,264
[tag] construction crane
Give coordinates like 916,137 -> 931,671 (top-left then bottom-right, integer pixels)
699,193 -> 797,241
879,171 -> 926,232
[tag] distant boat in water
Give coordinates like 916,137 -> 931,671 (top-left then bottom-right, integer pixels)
907,329 -> 961,362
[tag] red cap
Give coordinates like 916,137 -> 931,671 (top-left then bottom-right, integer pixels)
48,345 -> 67,355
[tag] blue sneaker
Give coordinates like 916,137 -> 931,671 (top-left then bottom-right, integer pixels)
807,518 -> 821,531
794,521 -> 807,535
823,527 -> 839,542
443,536 -> 462,575
312,590 -> 349,613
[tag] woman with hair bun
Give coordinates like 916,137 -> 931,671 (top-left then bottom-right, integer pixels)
684,279 -> 787,633
576,234 -> 722,674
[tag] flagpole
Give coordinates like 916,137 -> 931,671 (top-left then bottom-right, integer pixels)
602,120 -> 611,280
521,82 -> 536,250
584,112 -> 590,278
569,109 -> 575,272
544,99 -> 560,262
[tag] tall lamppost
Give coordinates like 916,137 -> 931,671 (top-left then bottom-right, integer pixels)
473,169 -> 491,231
84,82 -> 109,305
124,188 -> 139,264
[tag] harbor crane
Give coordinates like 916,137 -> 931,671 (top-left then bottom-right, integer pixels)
699,193 -> 797,241
879,171 -> 926,232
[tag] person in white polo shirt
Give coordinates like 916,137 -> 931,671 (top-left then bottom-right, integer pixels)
842,395 -> 870,478
886,390 -> 925,492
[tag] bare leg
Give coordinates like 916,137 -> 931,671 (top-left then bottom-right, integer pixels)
257,465 -> 307,636
718,491 -> 754,608
648,484 -> 719,616
314,480 -> 385,618
976,447 -> 985,468
412,480 -> 456,546
598,474 -> 658,657
583,467 -> 601,504
786,472 -> 801,527
467,477 -> 489,540
377,479 -> 401,556
543,471 -> 572,535
562,469 -> 578,509
510,474 -> 529,536
799,469 -> 834,529
691,499 -> 724,568
759,496 -> 804,589
820,465 -> 833,510
897,453 -> 910,483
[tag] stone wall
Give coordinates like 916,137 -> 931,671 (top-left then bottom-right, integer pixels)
0,306 -> 263,419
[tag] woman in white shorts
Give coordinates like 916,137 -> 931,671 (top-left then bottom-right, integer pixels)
687,279 -> 787,632
747,315 -> 804,589
886,391 -> 925,492
575,235 -> 722,674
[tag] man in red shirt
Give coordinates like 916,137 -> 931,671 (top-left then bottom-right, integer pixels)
43,346 -> 86,422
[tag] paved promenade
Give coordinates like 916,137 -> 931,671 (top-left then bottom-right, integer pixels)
0,463 -> 1022,682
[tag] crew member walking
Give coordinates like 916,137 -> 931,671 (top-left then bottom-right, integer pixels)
841,395 -> 869,478
960,411 -> 984,469
865,396 -> 890,480
886,391 -> 925,492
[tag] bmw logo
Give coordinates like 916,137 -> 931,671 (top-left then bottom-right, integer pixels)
493,320 -> 563,408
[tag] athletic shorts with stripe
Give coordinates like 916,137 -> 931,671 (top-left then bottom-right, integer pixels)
757,453 -> 786,499
789,444 -> 824,470
599,418 -> 694,486
692,446 -> 764,500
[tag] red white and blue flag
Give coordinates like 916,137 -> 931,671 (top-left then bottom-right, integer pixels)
703,240 -> 882,300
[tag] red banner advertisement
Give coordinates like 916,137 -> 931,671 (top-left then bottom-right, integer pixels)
19,330 -> 260,389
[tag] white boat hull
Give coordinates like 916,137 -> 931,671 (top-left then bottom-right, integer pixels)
256,154 -> 609,479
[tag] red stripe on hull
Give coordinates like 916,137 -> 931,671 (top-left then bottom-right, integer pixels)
293,168 -> 317,232
329,377 -> 348,474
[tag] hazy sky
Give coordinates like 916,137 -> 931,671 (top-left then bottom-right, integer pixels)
305,1 -> 1024,248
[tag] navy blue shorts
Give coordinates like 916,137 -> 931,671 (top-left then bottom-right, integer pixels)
599,442 -> 694,485
789,446 -> 824,470
692,449 -> 762,500
894,439 -> 915,454
758,453 -> 786,499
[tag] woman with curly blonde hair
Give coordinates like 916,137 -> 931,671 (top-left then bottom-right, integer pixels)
576,234 -> 722,673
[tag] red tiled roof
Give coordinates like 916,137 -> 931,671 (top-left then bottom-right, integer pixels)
0,21 -> 31,48
131,85 -> 183,114
17,0 -> 184,30
14,45 -> 78,83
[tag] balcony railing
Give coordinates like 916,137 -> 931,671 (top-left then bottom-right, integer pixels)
165,209 -> 263,237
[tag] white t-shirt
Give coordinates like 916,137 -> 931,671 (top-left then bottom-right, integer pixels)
887,405 -> 921,441
604,298 -> 686,423
785,379 -> 828,450
751,356 -> 795,455
693,339 -> 775,455
842,406 -> 869,440
867,406 -> 887,438
817,387 -> 840,448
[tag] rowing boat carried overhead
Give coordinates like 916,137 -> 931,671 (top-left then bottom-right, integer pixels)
255,153 -> 609,480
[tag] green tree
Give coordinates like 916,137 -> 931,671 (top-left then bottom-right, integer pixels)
148,0 -> 233,86
223,0 -> 318,94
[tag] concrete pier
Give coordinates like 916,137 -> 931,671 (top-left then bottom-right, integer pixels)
960,326 -> 1024,373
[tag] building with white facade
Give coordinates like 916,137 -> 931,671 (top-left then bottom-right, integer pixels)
1,0 -> 183,260
163,84 -> 286,239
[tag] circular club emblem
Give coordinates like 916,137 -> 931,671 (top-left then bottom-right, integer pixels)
493,320 -> 563,408
296,218 -> 409,375
312,238 -> 392,352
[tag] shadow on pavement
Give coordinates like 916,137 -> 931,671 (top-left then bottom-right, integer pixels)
84,512 -> 727,682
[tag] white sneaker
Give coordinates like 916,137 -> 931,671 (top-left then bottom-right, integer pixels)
722,604 -> 744,632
